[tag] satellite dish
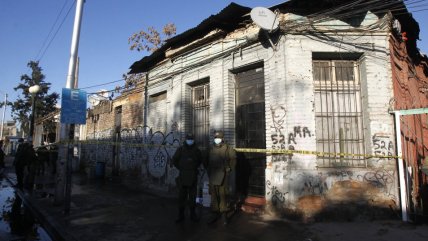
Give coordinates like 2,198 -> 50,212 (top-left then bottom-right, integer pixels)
250,7 -> 279,31
88,94 -> 100,106
88,89 -> 109,106
98,89 -> 109,98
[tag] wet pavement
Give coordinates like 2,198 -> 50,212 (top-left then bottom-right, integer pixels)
2,155 -> 428,241
1,156 -> 309,241
0,178 -> 52,241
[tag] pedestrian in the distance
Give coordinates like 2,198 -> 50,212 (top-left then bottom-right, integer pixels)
13,138 -> 26,189
204,131 -> 236,225
0,140 -> 6,176
24,137 -> 37,191
172,133 -> 202,223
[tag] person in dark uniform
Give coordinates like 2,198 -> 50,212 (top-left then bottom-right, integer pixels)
13,138 -> 26,190
172,133 -> 202,223
204,131 -> 236,225
23,138 -> 37,191
0,140 -> 5,176
13,138 -> 36,190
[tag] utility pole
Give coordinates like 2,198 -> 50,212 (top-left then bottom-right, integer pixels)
143,73 -> 149,139
0,93 -> 7,140
54,0 -> 85,215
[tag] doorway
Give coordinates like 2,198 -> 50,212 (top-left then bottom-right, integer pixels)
235,66 -> 266,198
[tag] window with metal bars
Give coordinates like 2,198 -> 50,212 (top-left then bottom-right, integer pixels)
313,60 -> 366,167
192,83 -> 210,151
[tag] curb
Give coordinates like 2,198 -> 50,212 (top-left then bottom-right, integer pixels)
5,174 -> 78,241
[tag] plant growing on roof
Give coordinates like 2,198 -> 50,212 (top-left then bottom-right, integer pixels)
128,23 -> 176,53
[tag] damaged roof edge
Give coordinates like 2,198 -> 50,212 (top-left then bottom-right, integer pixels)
129,2 -> 251,74
129,0 -> 422,74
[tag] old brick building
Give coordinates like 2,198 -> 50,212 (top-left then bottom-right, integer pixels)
389,17 -> 428,221
81,83 -> 148,175
78,0 -> 428,220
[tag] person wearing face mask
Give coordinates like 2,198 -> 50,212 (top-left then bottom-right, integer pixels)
204,131 -> 236,225
172,133 -> 202,223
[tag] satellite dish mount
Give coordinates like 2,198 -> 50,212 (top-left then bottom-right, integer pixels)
251,7 -> 280,51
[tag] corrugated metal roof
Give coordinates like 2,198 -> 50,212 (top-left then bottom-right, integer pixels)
274,0 -> 419,59
129,2 -> 251,74
129,0 -> 421,74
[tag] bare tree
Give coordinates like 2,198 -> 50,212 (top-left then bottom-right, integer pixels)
128,23 -> 176,53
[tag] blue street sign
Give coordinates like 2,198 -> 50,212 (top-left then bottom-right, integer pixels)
61,88 -> 87,124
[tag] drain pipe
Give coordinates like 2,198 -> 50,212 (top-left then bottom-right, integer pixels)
391,107 -> 428,222
391,111 -> 408,222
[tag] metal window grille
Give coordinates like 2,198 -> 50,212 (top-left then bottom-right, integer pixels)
313,60 -> 366,167
192,83 -> 210,151
149,92 -> 167,132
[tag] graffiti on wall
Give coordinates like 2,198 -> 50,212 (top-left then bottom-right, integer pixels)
372,135 -> 394,157
82,121 -> 181,184
327,170 -> 354,180
266,180 -> 287,206
298,172 -> 329,195
145,129 -> 180,178
288,126 -> 312,145
81,129 -> 114,165
120,126 -> 146,171
271,105 -> 287,149
270,105 -> 293,165
358,169 -> 396,198
265,167 -> 396,208
372,135 -> 395,168
119,124 -> 180,179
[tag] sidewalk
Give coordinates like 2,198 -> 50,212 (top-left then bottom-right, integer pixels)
3,158 -> 308,241
3,156 -> 428,241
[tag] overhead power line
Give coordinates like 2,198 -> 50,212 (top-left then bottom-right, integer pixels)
36,0 -> 76,62
79,79 -> 125,90
34,0 -> 70,61
80,0 -> 428,98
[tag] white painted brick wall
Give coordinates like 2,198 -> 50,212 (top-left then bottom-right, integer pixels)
141,15 -> 398,212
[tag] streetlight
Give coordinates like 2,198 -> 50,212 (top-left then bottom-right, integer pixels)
0,91 -> 7,140
29,84 -> 40,142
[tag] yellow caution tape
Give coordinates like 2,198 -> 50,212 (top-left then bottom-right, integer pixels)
35,140 -> 400,159
234,148 -> 400,159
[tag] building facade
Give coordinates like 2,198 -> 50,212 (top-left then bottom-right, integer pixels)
1,120 -> 17,138
389,19 -> 428,221
79,0 -> 427,220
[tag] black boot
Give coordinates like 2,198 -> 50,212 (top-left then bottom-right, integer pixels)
222,212 -> 229,225
175,208 -> 185,223
190,208 -> 199,222
207,212 -> 220,224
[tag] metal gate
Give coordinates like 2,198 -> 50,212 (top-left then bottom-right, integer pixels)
235,66 -> 266,197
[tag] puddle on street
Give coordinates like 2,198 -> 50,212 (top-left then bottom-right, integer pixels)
0,178 -> 53,241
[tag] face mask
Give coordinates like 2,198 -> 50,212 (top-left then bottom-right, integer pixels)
186,139 -> 194,146
214,138 -> 222,145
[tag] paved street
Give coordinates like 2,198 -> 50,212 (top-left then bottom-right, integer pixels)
1,156 -> 428,241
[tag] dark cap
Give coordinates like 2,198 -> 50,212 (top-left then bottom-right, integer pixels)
214,131 -> 224,138
186,133 -> 194,139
